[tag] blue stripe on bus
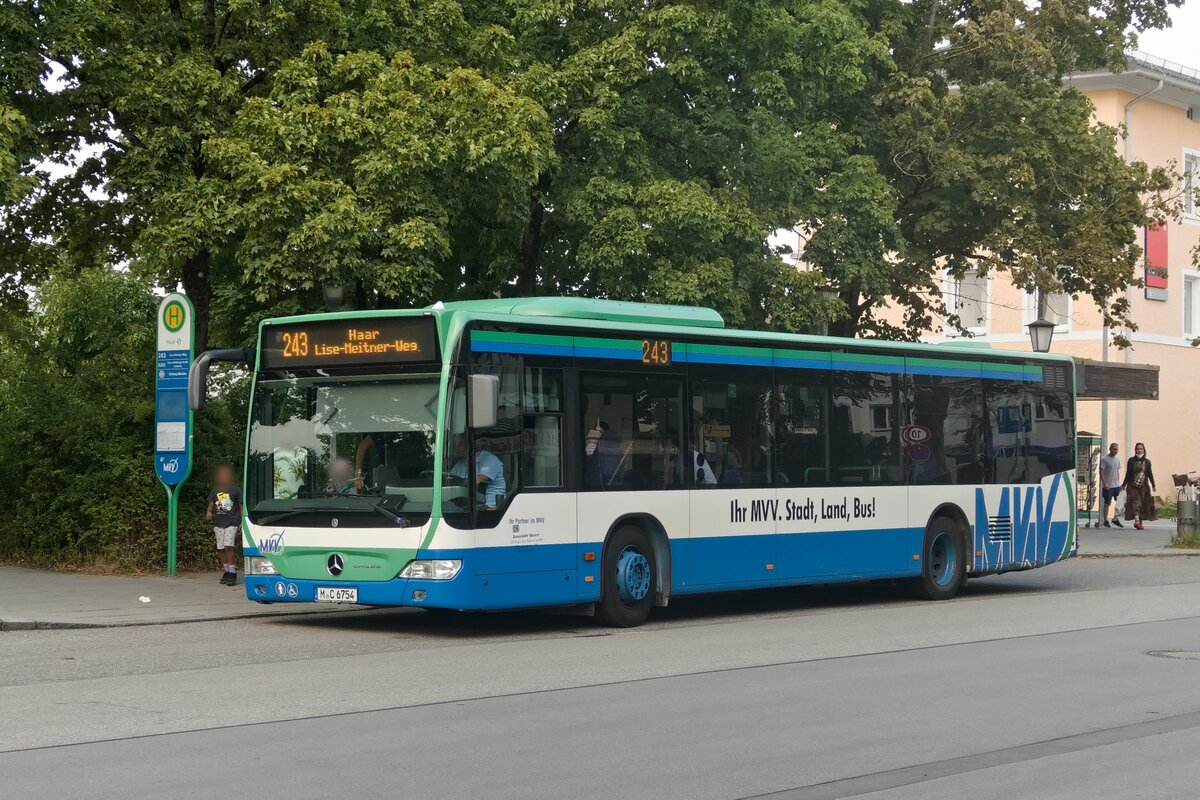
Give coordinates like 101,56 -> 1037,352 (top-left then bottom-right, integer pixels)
774,357 -> 835,370
574,346 -> 643,361
685,352 -> 774,367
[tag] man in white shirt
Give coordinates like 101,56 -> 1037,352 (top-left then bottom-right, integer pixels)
1099,442 -> 1123,528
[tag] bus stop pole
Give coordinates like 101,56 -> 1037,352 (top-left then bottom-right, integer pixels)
165,484 -> 178,577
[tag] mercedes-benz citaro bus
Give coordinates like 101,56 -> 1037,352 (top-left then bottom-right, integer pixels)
188,298 -> 1077,627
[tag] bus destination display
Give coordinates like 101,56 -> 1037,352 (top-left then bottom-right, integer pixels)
642,338 -> 671,365
261,317 -> 438,369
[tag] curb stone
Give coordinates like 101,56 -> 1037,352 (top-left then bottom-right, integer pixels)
0,606 -> 368,631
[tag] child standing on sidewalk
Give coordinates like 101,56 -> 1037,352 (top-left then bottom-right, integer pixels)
206,463 -> 243,585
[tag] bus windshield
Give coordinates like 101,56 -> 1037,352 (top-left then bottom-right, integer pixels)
246,373 -> 443,527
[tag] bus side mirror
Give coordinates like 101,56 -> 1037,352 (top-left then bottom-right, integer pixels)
468,374 -> 499,429
189,349 -> 249,411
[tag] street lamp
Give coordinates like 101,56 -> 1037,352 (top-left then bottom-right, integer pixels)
321,281 -> 345,311
1027,317 -> 1056,353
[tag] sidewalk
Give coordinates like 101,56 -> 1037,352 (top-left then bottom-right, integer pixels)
1076,518 -> 1200,557
0,567 -> 361,630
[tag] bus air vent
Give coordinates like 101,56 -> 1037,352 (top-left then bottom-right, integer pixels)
1042,365 -> 1068,389
987,516 -> 1013,542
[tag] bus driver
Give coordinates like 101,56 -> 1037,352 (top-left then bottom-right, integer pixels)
449,434 -> 507,511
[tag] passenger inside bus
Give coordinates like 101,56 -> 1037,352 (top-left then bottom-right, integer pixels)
584,420 -> 625,488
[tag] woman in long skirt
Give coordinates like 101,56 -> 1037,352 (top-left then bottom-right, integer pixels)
1122,442 -> 1157,530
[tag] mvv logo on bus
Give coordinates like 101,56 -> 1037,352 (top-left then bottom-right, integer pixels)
259,531 -> 285,555
974,474 -> 1064,562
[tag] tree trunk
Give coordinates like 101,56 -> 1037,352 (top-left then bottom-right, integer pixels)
827,289 -> 864,339
181,250 -> 211,352
515,177 -> 549,295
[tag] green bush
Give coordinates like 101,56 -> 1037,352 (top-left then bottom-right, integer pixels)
0,270 -> 246,570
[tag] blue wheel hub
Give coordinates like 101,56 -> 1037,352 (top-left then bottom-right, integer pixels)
929,531 -> 956,587
615,547 -> 651,605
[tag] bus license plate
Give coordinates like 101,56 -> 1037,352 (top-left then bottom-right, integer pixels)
316,587 -> 358,603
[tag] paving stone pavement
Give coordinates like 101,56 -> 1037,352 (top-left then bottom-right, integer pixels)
0,567 -> 358,629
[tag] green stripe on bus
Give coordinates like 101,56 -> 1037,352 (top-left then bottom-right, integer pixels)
472,330 -> 574,348
688,342 -> 773,358
573,336 -> 643,351
833,351 -> 906,367
984,362 -> 1028,374
771,348 -> 832,362
906,356 -> 985,372
1062,477 -> 1076,559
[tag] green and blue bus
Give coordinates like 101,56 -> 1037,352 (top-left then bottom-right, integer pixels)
189,298 -> 1077,626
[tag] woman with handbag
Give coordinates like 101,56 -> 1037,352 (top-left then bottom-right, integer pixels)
1122,442 -> 1157,530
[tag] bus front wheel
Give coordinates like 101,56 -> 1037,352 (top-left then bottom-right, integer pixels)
909,516 -> 966,601
595,525 -> 657,628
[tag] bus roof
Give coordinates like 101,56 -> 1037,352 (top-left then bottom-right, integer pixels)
432,297 -> 726,329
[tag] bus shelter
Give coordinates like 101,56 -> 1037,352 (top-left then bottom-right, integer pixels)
1073,359 -> 1159,527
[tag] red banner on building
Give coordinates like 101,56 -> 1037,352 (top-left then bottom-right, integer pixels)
1145,223 -> 1168,301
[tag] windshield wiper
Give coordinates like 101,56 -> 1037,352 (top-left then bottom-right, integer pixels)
258,508 -> 314,525
366,502 -> 409,527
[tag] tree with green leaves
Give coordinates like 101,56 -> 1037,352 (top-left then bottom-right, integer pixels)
0,0 -> 1184,345
1,0 -> 552,349
816,0 -> 1178,340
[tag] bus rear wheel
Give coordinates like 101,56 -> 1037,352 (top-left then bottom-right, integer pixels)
909,516 -> 966,600
595,525 -> 656,628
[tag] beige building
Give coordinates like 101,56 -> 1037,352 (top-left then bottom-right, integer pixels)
926,52 -> 1200,487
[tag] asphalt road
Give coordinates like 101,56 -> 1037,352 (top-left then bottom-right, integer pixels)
3,557 -> 1200,799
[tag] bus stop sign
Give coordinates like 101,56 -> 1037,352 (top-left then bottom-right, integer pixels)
155,293 -> 195,487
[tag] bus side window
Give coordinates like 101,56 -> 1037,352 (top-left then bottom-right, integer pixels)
472,366 -> 522,523
908,375 -> 984,485
689,365 -> 773,488
830,372 -> 901,485
524,367 -> 563,488
985,379 -> 1029,484
774,374 -> 828,486
580,373 -> 684,490
1026,385 -> 1074,481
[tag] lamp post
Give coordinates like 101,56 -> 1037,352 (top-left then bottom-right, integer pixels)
1027,289 -> 1056,353
1027,317 -> 1055,353
321,281 -> 345,311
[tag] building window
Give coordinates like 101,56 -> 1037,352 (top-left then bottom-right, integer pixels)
1185,150 -> 1200,221
1022,288 -> 1072,333
944,269 -> 989,335
1184,274 -> 1200,338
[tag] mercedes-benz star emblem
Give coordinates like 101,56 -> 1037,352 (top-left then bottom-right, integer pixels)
327,553 -> 344,576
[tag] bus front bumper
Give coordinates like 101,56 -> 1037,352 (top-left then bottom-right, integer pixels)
244,574 -> 459,608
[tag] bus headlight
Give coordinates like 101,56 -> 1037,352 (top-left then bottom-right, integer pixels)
245,557 -> 278,575
399,560 -> 462,580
